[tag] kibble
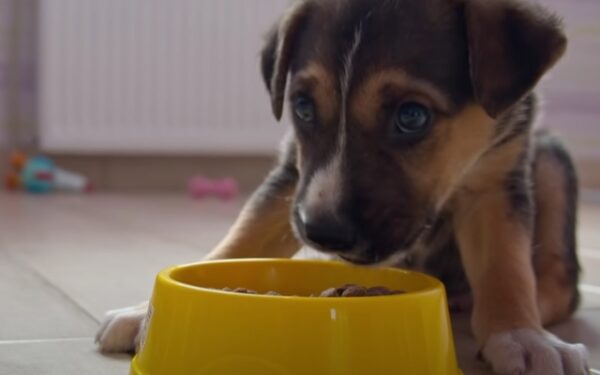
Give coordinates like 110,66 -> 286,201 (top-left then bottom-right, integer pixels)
219,284 -> 404,297
319,287 -> 341,297
341,285 -> 368,297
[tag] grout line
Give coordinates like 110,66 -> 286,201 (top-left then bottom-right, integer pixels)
43,196 -> 207,253
6,252 -> 101,325
0,337 -> 91,345
26,266 -> 102,325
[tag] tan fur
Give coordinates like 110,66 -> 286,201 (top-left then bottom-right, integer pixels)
453,189 -> 541,342
450,135 -> 543,342
533,153 -> 576,325
205,185 -> 300,260
351,69 -> 451,128
403,105 -> 496,209
291,63 -> 339,124
460,139 -> 526,194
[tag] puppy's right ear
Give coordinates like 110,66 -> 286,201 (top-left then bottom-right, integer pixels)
463,0 -> 567,118
261,1 -> 313,121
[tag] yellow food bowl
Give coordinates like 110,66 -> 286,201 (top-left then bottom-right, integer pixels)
131,259 -> 462,375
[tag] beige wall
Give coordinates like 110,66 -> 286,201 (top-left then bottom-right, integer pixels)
2,0 -> 599,192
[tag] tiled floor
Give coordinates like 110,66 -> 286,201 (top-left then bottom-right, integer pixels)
0,193 -> 598,375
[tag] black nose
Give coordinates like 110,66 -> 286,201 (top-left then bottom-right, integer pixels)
302,214 -> 357,251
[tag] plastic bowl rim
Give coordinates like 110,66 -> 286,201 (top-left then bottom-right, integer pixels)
156,258 -> 445,302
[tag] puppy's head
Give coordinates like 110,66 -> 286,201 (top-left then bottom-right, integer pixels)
262,0 -> 566,264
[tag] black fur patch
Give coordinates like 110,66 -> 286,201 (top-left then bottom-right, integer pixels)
504,150 -> 535,229
533,130 -> 581,312
422,214 -> 471,297
463,0 -> 566,117
260,26 -> 278,94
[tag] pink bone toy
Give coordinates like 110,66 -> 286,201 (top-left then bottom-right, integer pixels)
188,177 -> 239,200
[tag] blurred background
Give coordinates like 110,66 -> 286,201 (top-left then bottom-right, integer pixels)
0,0 -> 290,194
1,0 -> 597,194
0,2 -> 599,374
0,0 -> 600,191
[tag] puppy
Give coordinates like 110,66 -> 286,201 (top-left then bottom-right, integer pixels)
97,0 -> 590,373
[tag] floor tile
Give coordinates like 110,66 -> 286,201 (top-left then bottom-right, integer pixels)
1,193 -> 599,374
42,193 -> 244,249
549,309 -> 600,371
3,229 -> 207,322
0,252 -> 98,341
7,237 -> 204,322
0,339 -> 130,375
0,194 -> 214,321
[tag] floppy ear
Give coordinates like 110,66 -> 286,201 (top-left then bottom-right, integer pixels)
260,1 -> 313,121
464,0 -> 567,118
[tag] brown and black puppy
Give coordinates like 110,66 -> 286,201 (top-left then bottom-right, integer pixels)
97,0 -> 589,373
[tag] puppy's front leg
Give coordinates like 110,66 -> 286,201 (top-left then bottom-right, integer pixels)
97,137 -> 300,353
453,191 -> 588,375
205,146 -> 300,260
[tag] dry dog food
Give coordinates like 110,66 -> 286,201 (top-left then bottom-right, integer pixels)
319,284 -> 404,297
220,284 -> 404,297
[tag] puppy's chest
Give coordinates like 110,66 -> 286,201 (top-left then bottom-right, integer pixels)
393,213 -> 470,295
389,213 -> 450,266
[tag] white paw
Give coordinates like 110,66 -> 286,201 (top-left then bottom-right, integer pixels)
482,328 -> 589,375
95,302 -> 148,353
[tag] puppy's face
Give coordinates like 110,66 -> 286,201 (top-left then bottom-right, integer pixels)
262,0 -> 566,264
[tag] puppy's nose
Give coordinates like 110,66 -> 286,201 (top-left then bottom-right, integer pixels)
302,214 -> 357,251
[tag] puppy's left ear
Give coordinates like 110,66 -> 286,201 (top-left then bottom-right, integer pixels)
464,0 -> 567,118
261,1 -> 313,121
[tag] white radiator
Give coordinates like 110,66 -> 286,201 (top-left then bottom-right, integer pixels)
39,0 -> 289,154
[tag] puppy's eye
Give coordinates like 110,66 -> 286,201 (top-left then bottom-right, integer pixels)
293,96 -> 316,123
394,102 -> 432,137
